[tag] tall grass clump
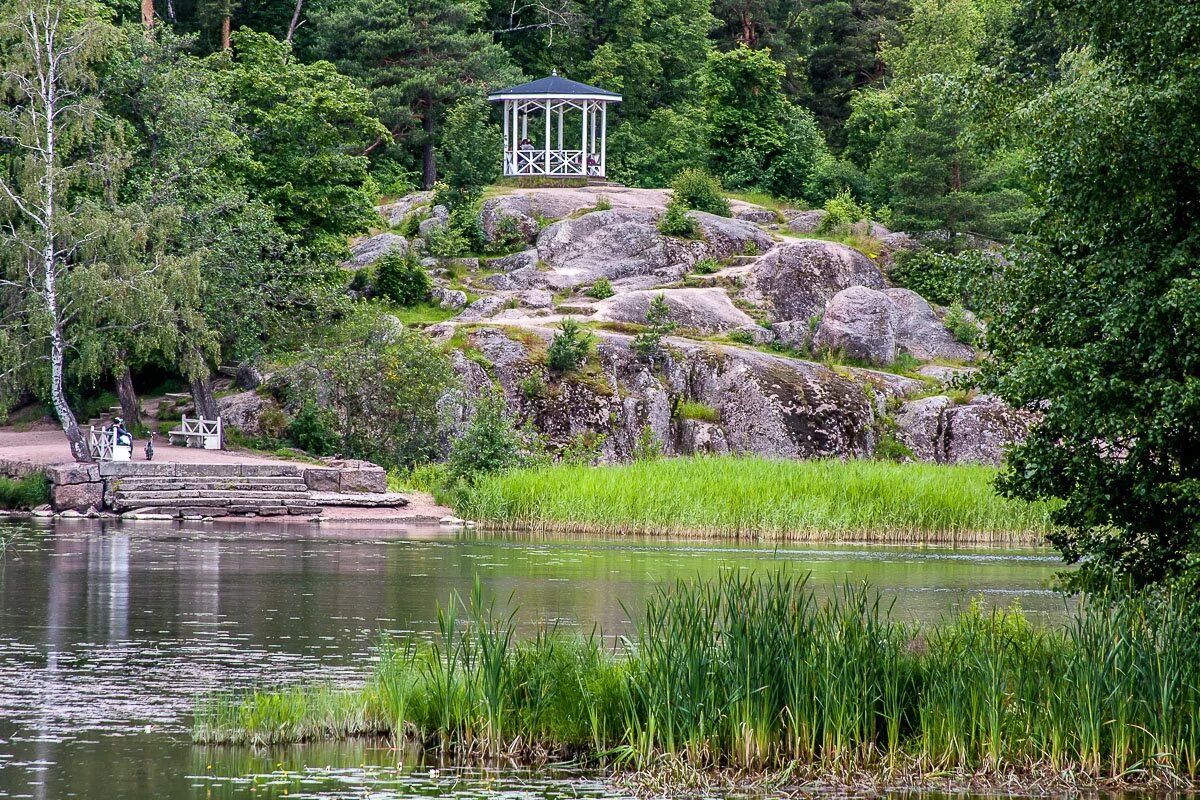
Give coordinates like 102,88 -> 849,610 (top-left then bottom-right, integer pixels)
0,472 -> 50,510
195,574 -> 1200,788
452,456 -> 1054,543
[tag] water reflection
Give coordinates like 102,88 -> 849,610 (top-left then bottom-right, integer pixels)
0,518 -> 1070,799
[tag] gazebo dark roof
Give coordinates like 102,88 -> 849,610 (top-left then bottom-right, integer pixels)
488,72 -> 621,101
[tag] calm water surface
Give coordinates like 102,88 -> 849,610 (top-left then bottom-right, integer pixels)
0,518 -> 1070,799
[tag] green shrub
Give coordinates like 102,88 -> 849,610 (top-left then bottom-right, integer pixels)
288,401 -> 340,456
561,431 -> 608,466
944,303 -> 982,347
670,168 -> 730,216
818,188 -> 871,234
692,257 -> 720,275
594,195 -> 612,211
348,268 -> 371,294
518,374 -> 544,399
0,472 -> 50,510
398,211 -> 425,238
547,319 -> 594,374
742,241 -> 760,256
374,251 -> 431,306
675,400 -> 720,423
632,294 -> 677,362
891,249 -> 1002,313
804,155 -> 869,205
447,385 -> 525,483
726,329 -> 755,345
587,278 -> 615,300
657,199 -> 698,237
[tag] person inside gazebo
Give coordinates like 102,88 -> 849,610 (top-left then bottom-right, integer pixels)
489,70 -> 623,180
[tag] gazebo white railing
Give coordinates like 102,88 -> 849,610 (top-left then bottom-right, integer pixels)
488,71 -> 622,179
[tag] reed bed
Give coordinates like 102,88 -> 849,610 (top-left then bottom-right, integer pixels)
451,457 -> 1055,544
194,574 -> 1199,789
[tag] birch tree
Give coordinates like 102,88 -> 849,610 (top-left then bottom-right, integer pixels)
0,0 -> 114,461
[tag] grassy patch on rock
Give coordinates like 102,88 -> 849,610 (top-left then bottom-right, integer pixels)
452,457 -> 1054,543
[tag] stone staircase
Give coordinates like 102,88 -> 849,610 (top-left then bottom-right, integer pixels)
101,463 -> 320,519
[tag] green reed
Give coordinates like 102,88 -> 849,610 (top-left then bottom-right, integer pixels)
193,574 -> 1199,786
452,457 -> 1055,543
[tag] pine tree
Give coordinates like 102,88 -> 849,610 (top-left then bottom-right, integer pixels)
308,0 -> 518,188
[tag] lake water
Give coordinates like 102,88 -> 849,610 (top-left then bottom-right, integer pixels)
0,517 -> 1070,799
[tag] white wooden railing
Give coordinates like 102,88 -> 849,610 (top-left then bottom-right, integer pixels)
506,149 -> 600,177
88,426 -> 132,462
168,416 -> 223,450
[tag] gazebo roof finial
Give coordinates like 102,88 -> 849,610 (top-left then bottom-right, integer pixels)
551,67 -> 558,76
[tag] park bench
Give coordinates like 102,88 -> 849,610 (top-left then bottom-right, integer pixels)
168,415 -> 223,450
87,426 -> 132,462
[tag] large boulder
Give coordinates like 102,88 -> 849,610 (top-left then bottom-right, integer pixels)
479,195 -> 540,245
344,233 -> 407,269
784,209 -> 828,234
895,395 -> 1034,465
745,240 -> 886,325
812,285 -> 896,364
884,288 -> 976,362
686,211 -> 775,260
218,391 -> 272,437
594,288 -> 756,335
534,209 -> 690,290
812,286 -> 976,366
418,205 -> 449,237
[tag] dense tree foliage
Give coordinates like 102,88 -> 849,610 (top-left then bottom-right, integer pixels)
984,0 -> 1200,589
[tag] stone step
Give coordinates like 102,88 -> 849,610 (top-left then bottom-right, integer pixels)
112,478 -> 307,492
111,494 -> 314,509
114,489 -> 311,503
130,504 -> 321,518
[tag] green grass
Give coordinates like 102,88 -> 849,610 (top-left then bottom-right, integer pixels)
450,457 -> 1054,543
0,472 -> 50,510
385,302 -> 460,326
674,400 -> 720,423
194,574 -> 1200,789
725,190 -> 797,214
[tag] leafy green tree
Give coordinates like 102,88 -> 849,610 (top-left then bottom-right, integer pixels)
547,319 -> 594,373
280,311 -> 456,467
438,98 -> 502,206
307,0 -> 517,188
670,168 -> 729,216
210,30 -> 386,261
984,0 -> 1200,589
700,45 -> 787,187
608,107 -> 708,188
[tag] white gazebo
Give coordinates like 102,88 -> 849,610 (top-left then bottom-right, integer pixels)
488,70 -> 622,179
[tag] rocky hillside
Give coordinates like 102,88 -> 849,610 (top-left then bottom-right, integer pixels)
237,187 -> 1031,466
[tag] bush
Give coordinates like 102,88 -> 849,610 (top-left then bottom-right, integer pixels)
0,472 -> 50,510
447,385 -> 525,484
658,199 -> 698,237
587,278 -> 615,299
547,319 -> 594,374
891,249 -> 1004,313
594,195 -> 612,211
762,107 -> 829,201
726,329 -> 756,345
439,99 -> 502,207
818,188 -> 871,234
288,401 -> 340,456
274,311 -> 455,468
632,294 -> 677,363
692,257 -> 720,274
670,168 -> 730,216
633,425 -> 663,461
944,303 -> 982,347
374,251 -> 431,306
804,155 -> 870,206
397,211 -> 425,238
